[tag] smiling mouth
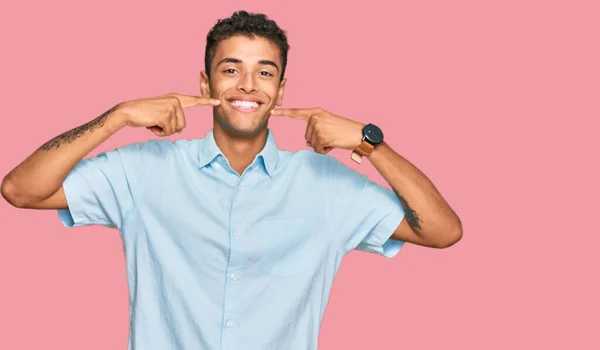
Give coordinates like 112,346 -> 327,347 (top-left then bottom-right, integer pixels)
228,99 -> 263,113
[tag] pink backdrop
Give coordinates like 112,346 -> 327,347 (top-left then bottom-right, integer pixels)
1,0 -> 598,349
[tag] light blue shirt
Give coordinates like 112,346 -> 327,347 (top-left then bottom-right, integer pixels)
58,128 -> 405,350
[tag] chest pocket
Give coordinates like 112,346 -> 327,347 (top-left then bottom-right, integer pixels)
258,217 -> 319,278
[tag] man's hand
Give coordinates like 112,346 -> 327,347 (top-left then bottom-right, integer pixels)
270,107 -> 364,154
1,92 -> 220,209
113,93 -> 221,137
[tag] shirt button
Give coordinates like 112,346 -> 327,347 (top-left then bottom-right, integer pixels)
233,231 -> 239,238
226,320 -> 234,328
230,273 -> 238,280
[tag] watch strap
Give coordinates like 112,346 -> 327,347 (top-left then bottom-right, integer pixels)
351,140 -> 375,164
355,140 -> 374,155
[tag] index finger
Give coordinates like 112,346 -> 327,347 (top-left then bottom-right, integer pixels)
170,93 -> 221,108
270,108 -> 312,120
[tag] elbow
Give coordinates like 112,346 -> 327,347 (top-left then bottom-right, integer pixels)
1,176 -> 28,208
432,222 -> 463,249
439,229 -> 463,248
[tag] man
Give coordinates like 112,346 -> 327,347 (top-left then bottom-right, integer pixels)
1,10 -> 462,350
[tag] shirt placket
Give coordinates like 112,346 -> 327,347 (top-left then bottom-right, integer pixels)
220,163 -> 251,349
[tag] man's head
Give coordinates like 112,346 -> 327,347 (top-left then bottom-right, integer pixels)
200,11 -> 290,138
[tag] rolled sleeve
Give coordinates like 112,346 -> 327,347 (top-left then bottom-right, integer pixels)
56,141 -> 154,230
350,181 -> 406,257
326,157 -> 406,258
58,170 -> 94,228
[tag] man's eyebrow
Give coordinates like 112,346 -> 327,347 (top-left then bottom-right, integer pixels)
217,57 -> 279,71
258,60 -> 279,71
217,57 -> 242,66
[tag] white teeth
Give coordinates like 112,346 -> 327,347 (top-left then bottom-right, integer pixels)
231,100 -> 259,108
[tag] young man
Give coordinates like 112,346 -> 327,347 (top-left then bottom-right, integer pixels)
1,10 -> 462,350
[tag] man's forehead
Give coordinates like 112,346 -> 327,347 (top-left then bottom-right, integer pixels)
213,35 -> 281,65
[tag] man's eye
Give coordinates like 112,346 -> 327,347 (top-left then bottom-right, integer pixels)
260,71 -> 273,76
224,69 -> 237,74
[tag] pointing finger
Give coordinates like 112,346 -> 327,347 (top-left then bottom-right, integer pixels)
270,108 -> 312,120
167,93 -> 221,108
181,95 -> 221,108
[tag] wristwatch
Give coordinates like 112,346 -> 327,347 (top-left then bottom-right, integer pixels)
351,123 -> 384,164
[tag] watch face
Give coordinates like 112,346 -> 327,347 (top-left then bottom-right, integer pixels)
364,124 -> 383,144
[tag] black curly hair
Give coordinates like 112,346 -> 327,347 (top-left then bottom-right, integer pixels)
204,11 -> 290,82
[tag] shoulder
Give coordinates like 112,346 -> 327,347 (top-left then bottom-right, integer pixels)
113,138 -> 177,154
111,138 -> 197,160
283,149 -> 331,173
76,138 -> 198,175
285,149 -> 368,184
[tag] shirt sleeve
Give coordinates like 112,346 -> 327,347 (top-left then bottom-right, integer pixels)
57,141 -> 155,230
326,156 -> 406,258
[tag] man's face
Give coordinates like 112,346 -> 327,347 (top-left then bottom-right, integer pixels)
201,35 -> 286,137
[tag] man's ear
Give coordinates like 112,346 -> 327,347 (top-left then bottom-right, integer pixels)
275,78 -> 287,106
200,70 -> 211,97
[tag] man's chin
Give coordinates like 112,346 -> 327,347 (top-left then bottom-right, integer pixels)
214,113 -> 270,137
220,121 -> 268,138
230,127 -> 263,137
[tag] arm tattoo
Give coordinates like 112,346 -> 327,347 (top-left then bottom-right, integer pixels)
393,189 -> 422,230
38,106 -> 116,151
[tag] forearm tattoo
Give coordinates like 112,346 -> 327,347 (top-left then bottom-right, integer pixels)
393,189 -> 422,230
38,107 -> 115,151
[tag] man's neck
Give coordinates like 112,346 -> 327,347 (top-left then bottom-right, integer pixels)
212,126 -> 268,175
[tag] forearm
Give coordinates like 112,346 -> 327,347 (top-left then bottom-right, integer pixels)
1,106 -> 125,204
367,142 -> 462,245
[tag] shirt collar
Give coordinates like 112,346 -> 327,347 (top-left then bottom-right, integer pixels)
198,128 -> 279,177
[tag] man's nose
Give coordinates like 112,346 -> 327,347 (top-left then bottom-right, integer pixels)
237,72 -> 257,93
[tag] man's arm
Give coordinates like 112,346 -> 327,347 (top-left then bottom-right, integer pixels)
270,107 -> 462,249
366,141 -> 462,248
1,93 -> 221,210
1,107 -> 124,209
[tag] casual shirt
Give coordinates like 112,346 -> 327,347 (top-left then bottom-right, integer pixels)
58,128 -> 406,350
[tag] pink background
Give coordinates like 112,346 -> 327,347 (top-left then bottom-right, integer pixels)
1,0 -> 598,349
